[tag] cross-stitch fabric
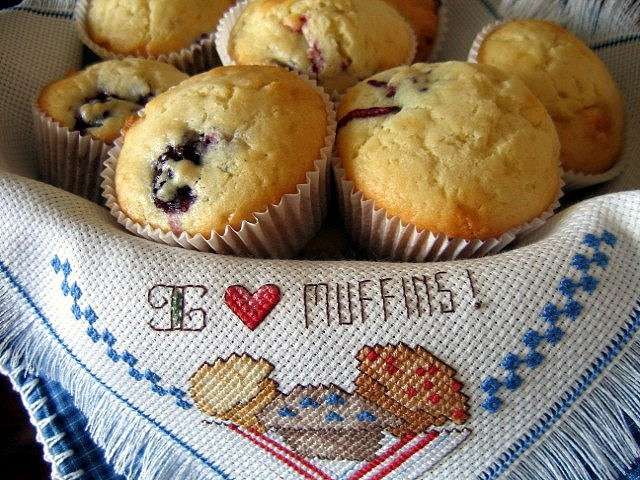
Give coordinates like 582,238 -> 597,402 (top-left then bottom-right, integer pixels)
1,1 -> 640,480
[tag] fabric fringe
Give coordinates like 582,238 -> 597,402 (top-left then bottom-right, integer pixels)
480,305 -> 640,480
0,364 -> 83,480
15,0 -> 75,15
0,272 -> 226,480
497,0 -> 640,40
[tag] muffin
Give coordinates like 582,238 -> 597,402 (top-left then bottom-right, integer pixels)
38,59 -> 188,143
355,344 -> 468,437
81,0 -> 234,56
189,354 -> 278,432
223,0 -> 416,94
472,20 -> 624,176
384,0 -> 441,61
258,384 -> 402,460
106,65 -> 334,257
335,61 -> 561,260
35,59 -> 187,202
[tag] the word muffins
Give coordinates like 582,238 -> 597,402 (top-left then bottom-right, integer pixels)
470,19 -> 624,187
75,0 -> 235,73
216,0 -> 417,94
102,65 -> 336,257
334,61 -> 562,261
35,58 -> 188,202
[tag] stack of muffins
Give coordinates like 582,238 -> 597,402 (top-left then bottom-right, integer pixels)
34,0 -> 625,261
188,345 -> 470,461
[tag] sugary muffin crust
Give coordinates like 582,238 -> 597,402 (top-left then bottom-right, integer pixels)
37,58 -> 188,142
228,0 -> 415,93
477,19 -> 624,174
85,0 -> 235,56
115,65 -> 328,237
337,61 -> 561,240
383,0 -> 440,61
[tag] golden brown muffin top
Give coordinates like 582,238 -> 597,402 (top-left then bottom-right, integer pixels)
337,62 -> 561,239
115,65 -> 330,236
86,0 -> 235,56
38,58 -> 188,142
477,19 -> 624,174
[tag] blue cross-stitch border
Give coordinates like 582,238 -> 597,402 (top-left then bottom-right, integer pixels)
51,256 -> 193,410
0,259 -> 233,480
481,231 -> 617,413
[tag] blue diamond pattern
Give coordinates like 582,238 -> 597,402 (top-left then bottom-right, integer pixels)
299,397 -> 320,409
481,231 -> 617,413
523,330 -> 542,349
51,257 -> 193,410
356,411 -> 377,422
325,411 -> 344,422
278,407 -> 297,418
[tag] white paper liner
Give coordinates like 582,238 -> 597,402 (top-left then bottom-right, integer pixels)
33,106 -> 111,204
214,0 -> 418,96
74,0 -> 220,74
468,20 -> 624,191
333,159 -> 564,262
100,74 -> 337,258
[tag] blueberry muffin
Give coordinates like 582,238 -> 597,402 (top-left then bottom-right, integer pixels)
259,384 -> 401,460
336,61 -> 561,240
84,0 -> 235,57
384,0 -> 441,61
37,59 -> 188,142
475,20 -> 624,175
227,0 -> 416,94
114,65 -> 329,237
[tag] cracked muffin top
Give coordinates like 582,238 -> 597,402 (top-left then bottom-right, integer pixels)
85,0 -> 235,56
227,0 -> 415,94
336,61 -> 562,240
37,58 -> 188,142
115,65 -> 329,237
476,20 -> 624,175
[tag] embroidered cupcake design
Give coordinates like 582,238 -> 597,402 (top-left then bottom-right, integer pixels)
355,343 -> 469,437
188,354 -> 278,432
258,384 -> 402,461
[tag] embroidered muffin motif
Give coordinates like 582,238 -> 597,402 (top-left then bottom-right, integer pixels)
259,384 -> 402,461
188,354 -> 278,432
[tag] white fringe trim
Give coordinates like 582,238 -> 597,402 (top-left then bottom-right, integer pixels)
0,364 -> 84,480
480,326 -> 640,480
0,274 -> 228,480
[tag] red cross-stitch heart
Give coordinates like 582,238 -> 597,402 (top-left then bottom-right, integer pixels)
224,284 -> 281,330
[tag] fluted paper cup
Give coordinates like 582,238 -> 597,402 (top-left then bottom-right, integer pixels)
33,106 -> 110,204
333,159 -> 564,262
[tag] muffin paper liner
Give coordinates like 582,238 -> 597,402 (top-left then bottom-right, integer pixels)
214,0 -> 419,96
333,159 -> 564,262
74,0 -> 220,74
100,74 -> 336,258
468,20 -> 624,191
33,106 -> 110,204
